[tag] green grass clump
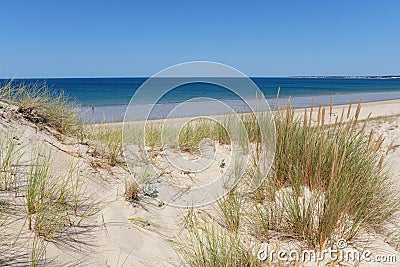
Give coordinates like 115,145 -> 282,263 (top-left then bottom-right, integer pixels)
86,125 -> 124,166
30,235 -> 47,267
252,102 -> 400,249
177,120 -> 230,153
142,119 -> 232,153
217,189 -> 243,233
0,132 -> 21,191
144,125 -> 163,148
180,211 -> 260,267
0,80 -> 81,136
26,153 -> 90,240
26,154 -> 49,232
139,113 -> 272,155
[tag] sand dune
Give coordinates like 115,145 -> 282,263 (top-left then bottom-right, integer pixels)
1,98 -> 400,266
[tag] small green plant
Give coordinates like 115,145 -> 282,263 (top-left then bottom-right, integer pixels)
125,180 -> 139,202
142,183 -> 158,198
128,217 -> 161,228
219,159 -> 225,168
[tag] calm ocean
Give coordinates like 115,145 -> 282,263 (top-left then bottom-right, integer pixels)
2,77 -> 400,122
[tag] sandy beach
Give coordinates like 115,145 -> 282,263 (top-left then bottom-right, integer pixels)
95,98 -> 400,129
1,97 -> 400,266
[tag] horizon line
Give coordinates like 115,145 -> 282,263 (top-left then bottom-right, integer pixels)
1,75 -> 400,79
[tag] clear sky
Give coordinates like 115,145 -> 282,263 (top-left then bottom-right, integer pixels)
1,0 -> 399,78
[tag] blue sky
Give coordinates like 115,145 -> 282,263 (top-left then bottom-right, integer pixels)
1,0 -> 399,77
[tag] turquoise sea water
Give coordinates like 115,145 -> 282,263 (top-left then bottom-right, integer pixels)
2,77 -> 400,122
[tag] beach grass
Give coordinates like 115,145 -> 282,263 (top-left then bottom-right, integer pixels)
177,101 -> 400,265
0,132 -> 21,191
31,235 -> 47,267
177,119 -> 230,153
124,179 -> 140,202
26,153 -> 50,232
179,210 -> 260,267
216,189 -> 243,233
26,152 -> 93,240
86,125 -> 124,166
255,101 -> 400,249
140,119 -> 231,153
0,80 -> 81,136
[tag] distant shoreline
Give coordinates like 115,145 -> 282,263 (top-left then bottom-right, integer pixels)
289,75 -> 400,79
90,98 -> 400,127
2,76 -> 400,79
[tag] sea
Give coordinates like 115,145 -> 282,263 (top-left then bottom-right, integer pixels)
2,77 -> 400,122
